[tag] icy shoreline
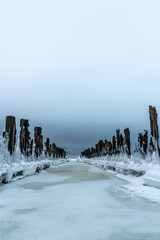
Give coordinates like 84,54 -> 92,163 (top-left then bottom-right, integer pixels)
78,156 -> 160,203
0,159 -> 70,185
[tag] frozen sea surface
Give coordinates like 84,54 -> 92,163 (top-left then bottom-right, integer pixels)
0,161 -> 160,240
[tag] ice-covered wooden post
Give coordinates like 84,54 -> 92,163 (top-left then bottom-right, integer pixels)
91,147 -> 97,157
143,130 -> 148,154
95,142 -> 101,156
45,138 -> 51,158
116,129 -> 120,154
20,119 -> 32,156
116,129 -> 124,154
104,139 -> 108,155
112,136 -> 116,154
149,106 -> 159,152
85,148 -> 91,158
107,141 -> 112,155
136,130 -> 148,156
91,147 -> 94,156
119,133 -> 124,153
98,140 -> 105,155
124,128 -> 131,156
4,116 -> 17,155
149,137 -> 154,154
52,143 -> 57,158
30,139 -> 33,156
138,133 -> 143,153
34,127 -> 43,158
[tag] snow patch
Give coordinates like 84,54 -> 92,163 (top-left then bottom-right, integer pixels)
143,170 -> 160,189
78,157 -> 160,203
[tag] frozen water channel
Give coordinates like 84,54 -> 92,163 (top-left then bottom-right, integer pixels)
0,161 -> 160,240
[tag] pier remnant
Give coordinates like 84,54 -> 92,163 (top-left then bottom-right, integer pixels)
45,138 -> 51,158
116,129 -> 120,153
4,116 -> 17,155
124,128 -> 131,156
143,130 -> 148,154
34,127 -> 43,158
112,136 -> 116,154
20,119 -> 32,156
149,106 -> 159,151
149,137 -> 154,154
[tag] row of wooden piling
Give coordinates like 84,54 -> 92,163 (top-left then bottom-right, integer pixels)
81,128 -> 131,158
2,116 -> 67,159
81,105 -> 159,159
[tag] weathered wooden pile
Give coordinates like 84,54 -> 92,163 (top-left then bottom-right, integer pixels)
81,105 -> 159,159
2,116 -> 67,160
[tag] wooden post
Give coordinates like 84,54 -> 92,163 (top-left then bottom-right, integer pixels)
97,140 -> 105,156
136,130 -> 148,156
107,141 -> 112,155
149,106 -> 159,152
116,129 -> 120,153
52,143 -> 57,158
112,136 -> 116,154
138,133 -> 143,153
119,133 -> 124,153
4,116 -> 17,155
124,128 -> 131,156
34,127 -> 43,158
149,137 -> 154,154
45,138 -> 50,158
143,130 -> 148,154
20,119 -> 32,156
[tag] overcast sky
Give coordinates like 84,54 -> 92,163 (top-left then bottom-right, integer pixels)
0,0 -> 160,155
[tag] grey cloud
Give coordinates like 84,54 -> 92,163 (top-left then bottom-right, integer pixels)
0,0 -> 160,155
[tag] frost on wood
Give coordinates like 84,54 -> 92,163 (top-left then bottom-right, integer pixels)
143,130 -> 148,154
45,138 -> 51,158
20,119 -> 33,156
116,129 -> 120,153
52,143 -> 57,158
149,105 -> 159,151
135,130 -> 148,156
34,127 -> 43,158
3,116 -> 17,155
112,136 -> 116,155
149,137 -> 154,154
124,128 -> 131,156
